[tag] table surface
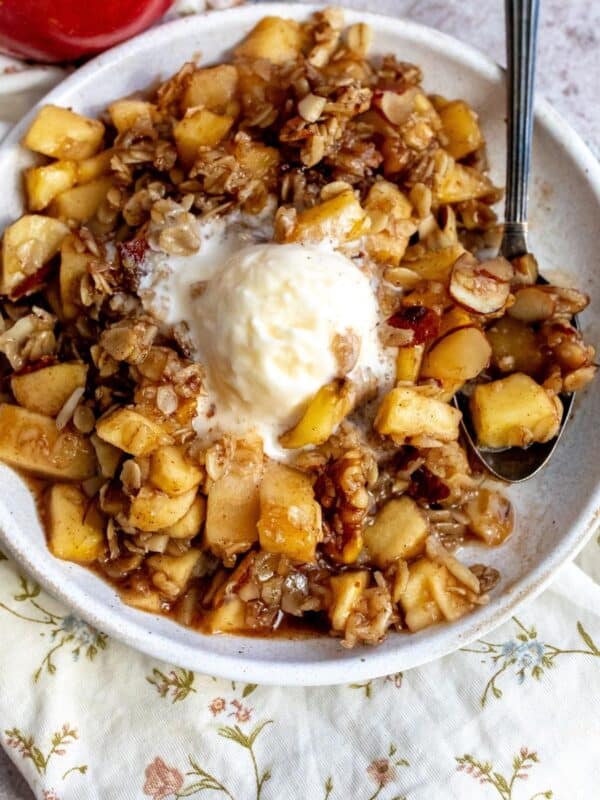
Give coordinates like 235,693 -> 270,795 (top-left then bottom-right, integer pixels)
1,0 -> 598,796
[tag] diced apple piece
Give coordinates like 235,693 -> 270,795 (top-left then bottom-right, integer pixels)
427,563 -> 474,623
364,497 -> 429,567
329,570 -> 369,631
364,180 -> 413,266
96,407 -> 171,456
437,163 -> 494,204
108,99 -> 156,132
508,286 -> 556,322
236,140 -> 280,179
470,373 -> 562,449
401,242 -> 464,282
148,445 -> 203,496
147,548 -> 202,598
288,189 -> 368,244
11,362 -> 87,417
119,586 -> 162,613
59,235 -> 93,320
421,326 -> 491,383
181,64 -> 239,113
76,149 -> 114,183
234,17 -> 304,64
161,495 -> 206,539
129,486 -> 197,532
397,558 -> 443,631
396,345 -> 424,383
257,461 -> 322,562
174,109 -> 234,167
280,380 -> 354,449
438,305 -> 474,338
23,105 -> 104,160
439,100 -> 484,160
375,387 -> 461,443
487,317 -> 543,375
25,160 -> 78,211
47,483 -> 105,563
206,596 -> 246,633
1,214 -> 69,296
0,403 -> 96,480
205,439 -> 263,561
48,176 -> 113,223
465,488 -> 514,546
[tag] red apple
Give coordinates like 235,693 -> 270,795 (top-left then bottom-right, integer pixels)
0,0 -> 175,63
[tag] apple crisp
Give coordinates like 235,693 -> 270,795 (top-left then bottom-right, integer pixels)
0,9 -> 595,647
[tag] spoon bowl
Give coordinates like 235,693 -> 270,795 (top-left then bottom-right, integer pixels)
456,0 -> 579,483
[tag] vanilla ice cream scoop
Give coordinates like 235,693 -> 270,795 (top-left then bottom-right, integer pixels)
189,242 -> 390,455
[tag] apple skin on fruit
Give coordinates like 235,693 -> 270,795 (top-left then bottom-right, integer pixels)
0,0 -> 175,63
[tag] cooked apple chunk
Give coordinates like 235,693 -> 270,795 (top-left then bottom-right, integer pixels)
0,403 -> 96,480
438,100 -> 484,160
487,316 -> 543,375
147,548 -> 203,598
421,326 -> 491,384
329,570 -> 369,631
76,148 -> 114,183
108,99 -> 156,133
59,235 -> 93,320
161,496 -> 206,539
48,176 -> 113,223
25,160 -> 78,211
205,596 -> 247,633
129,486 -> 198,532
234,17 -> 305,64
181,64 -> 239,113
1,214 -> 69,296
174,109 -> 234,167
436,163 -> 494,204
47,483 -> 105,563
23,105 -> 105,160
470,373 -> 563,449
95,407 -> 171,456
396,345 -> 425,383
258,462 -> 322,562
465,488 -> 514,545
398,558 -> 473,631
363,497 -> 429,567
287,189 -> 368,243
280,380 -> 354,448
11,362 -> 87,417
205,439 -> 263,562
148,445 -> 203,496
375,387 -> 461,443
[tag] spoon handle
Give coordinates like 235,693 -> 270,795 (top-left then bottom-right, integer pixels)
502,0 -> 540,259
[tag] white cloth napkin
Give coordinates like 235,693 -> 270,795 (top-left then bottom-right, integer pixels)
1,2 -> 600,798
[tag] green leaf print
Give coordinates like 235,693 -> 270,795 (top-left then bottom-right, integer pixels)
4,724 -> 85,779
146,668 -> 197,703
462,615 -> 600,706
456,747 -> 552,800
0,572 -> 108,681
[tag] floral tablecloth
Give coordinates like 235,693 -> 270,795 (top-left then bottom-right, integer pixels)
1,1 -> 600,798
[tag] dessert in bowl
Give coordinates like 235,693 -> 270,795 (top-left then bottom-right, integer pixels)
0,5 -> 598,684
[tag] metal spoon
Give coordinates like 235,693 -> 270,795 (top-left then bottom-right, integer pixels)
455,0 -> 577,482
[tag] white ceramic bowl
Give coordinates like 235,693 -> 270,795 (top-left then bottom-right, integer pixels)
1,3 -> 599,686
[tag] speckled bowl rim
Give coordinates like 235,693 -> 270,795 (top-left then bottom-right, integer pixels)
1,3 -> 599,686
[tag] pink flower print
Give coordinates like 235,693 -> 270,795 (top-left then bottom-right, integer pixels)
43,791 -> 60,800
143,757 -> 184,800
367,758 -> 396,787
208,697 -> 226,716
228,699 -> 253,723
